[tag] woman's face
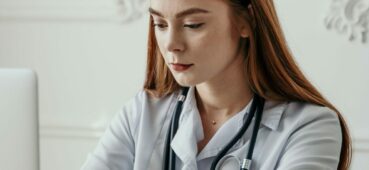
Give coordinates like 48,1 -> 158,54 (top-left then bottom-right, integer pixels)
150,0 -> 247,86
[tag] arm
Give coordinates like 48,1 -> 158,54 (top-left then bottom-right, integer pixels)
81,97 -> 139,170
276,107 -> 342,170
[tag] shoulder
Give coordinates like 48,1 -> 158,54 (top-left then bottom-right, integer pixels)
273,101 -> 343,169
117,89 -> 179,133
283,101 -> 341,128
279,101 -> 342,144
121,89 -> 179,115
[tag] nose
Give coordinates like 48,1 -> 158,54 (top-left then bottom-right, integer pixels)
165,27 -> 185,53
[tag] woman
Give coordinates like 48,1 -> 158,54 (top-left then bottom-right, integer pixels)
82,0 -> 351,169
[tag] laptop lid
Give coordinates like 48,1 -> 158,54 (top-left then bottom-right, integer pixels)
0,68 -> 39,170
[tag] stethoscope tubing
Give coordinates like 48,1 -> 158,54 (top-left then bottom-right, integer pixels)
211,94 -> 264,170
163,87 -> 265,170
163,87 -> 190,170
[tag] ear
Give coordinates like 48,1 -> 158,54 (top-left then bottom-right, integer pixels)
247,4 -> 255,19
246,4 -> 256,29
240,27 -> 249,38
239,5 -> 255,38
239,19 -> 251,38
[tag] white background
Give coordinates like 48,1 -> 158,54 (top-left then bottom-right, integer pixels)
0,0 -> 368,169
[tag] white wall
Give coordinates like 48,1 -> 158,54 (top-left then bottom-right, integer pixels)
0,0 -> 368,169
274,1 -> 369,169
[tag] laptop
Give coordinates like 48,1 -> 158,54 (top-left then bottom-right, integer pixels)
0,68 -> 39,170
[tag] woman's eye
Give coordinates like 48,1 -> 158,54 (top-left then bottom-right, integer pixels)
153,23 -> 167,29
184,23 -> 204,29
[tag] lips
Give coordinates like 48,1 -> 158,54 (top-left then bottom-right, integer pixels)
170,63 -> 193,72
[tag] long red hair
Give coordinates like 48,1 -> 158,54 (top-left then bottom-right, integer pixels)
143,0 -> 351,169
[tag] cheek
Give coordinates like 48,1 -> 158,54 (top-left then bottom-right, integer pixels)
191,26 -> 238,61
187,31 -> 220,55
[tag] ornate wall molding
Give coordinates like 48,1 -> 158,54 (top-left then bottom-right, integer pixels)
325,0 -> 369,43
40,124 -> 105,139
0,0 -> 148,23
354,137 -> 369,152
0,5 -> 118,22
0,1 -> 145,23
116,0 -> 149,23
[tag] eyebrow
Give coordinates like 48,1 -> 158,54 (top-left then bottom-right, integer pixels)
148,7 -> 210,19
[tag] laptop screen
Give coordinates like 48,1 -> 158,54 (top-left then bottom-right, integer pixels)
0,68 -> 39,170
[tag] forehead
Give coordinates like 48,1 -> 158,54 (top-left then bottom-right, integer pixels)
149,0 -> 230,18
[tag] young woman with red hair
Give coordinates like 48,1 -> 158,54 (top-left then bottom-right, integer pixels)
82,0 -> 351,169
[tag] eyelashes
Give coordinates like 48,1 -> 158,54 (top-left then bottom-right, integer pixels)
184,23 -> 204,29
152,23 -> 167,29
153,23 -> 205,30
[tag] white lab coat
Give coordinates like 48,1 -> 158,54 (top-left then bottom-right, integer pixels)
81,86 -> 342,170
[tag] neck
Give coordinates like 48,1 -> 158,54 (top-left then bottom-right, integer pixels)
195,56 -> 253,117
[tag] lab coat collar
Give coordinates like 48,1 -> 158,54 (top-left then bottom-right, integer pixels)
180,86 -> 287,130
170,86 -> 287,166
170,86 -> 203,167
261,100 -> 288,131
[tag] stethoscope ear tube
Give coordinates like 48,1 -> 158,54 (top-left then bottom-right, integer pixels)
163,116 -> 172,170
241,95 -> 265,170
163,88 -> 265,170
210,94 -> 262,170
163,87 -> 190,170
246,95 -> 264,159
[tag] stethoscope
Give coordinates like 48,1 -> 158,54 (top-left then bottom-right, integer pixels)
163,87 -> 265,170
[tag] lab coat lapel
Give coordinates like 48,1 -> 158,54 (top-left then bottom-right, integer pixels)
196,103 -> 249,160
260,100 -> 287,131
169,86 -> 288,169
170,87 -> 204,169
197,99 -> 288,164
216,100 -> 288,170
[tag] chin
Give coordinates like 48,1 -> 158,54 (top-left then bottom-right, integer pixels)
176,80 -> 194,87
175,78 -> 198,87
